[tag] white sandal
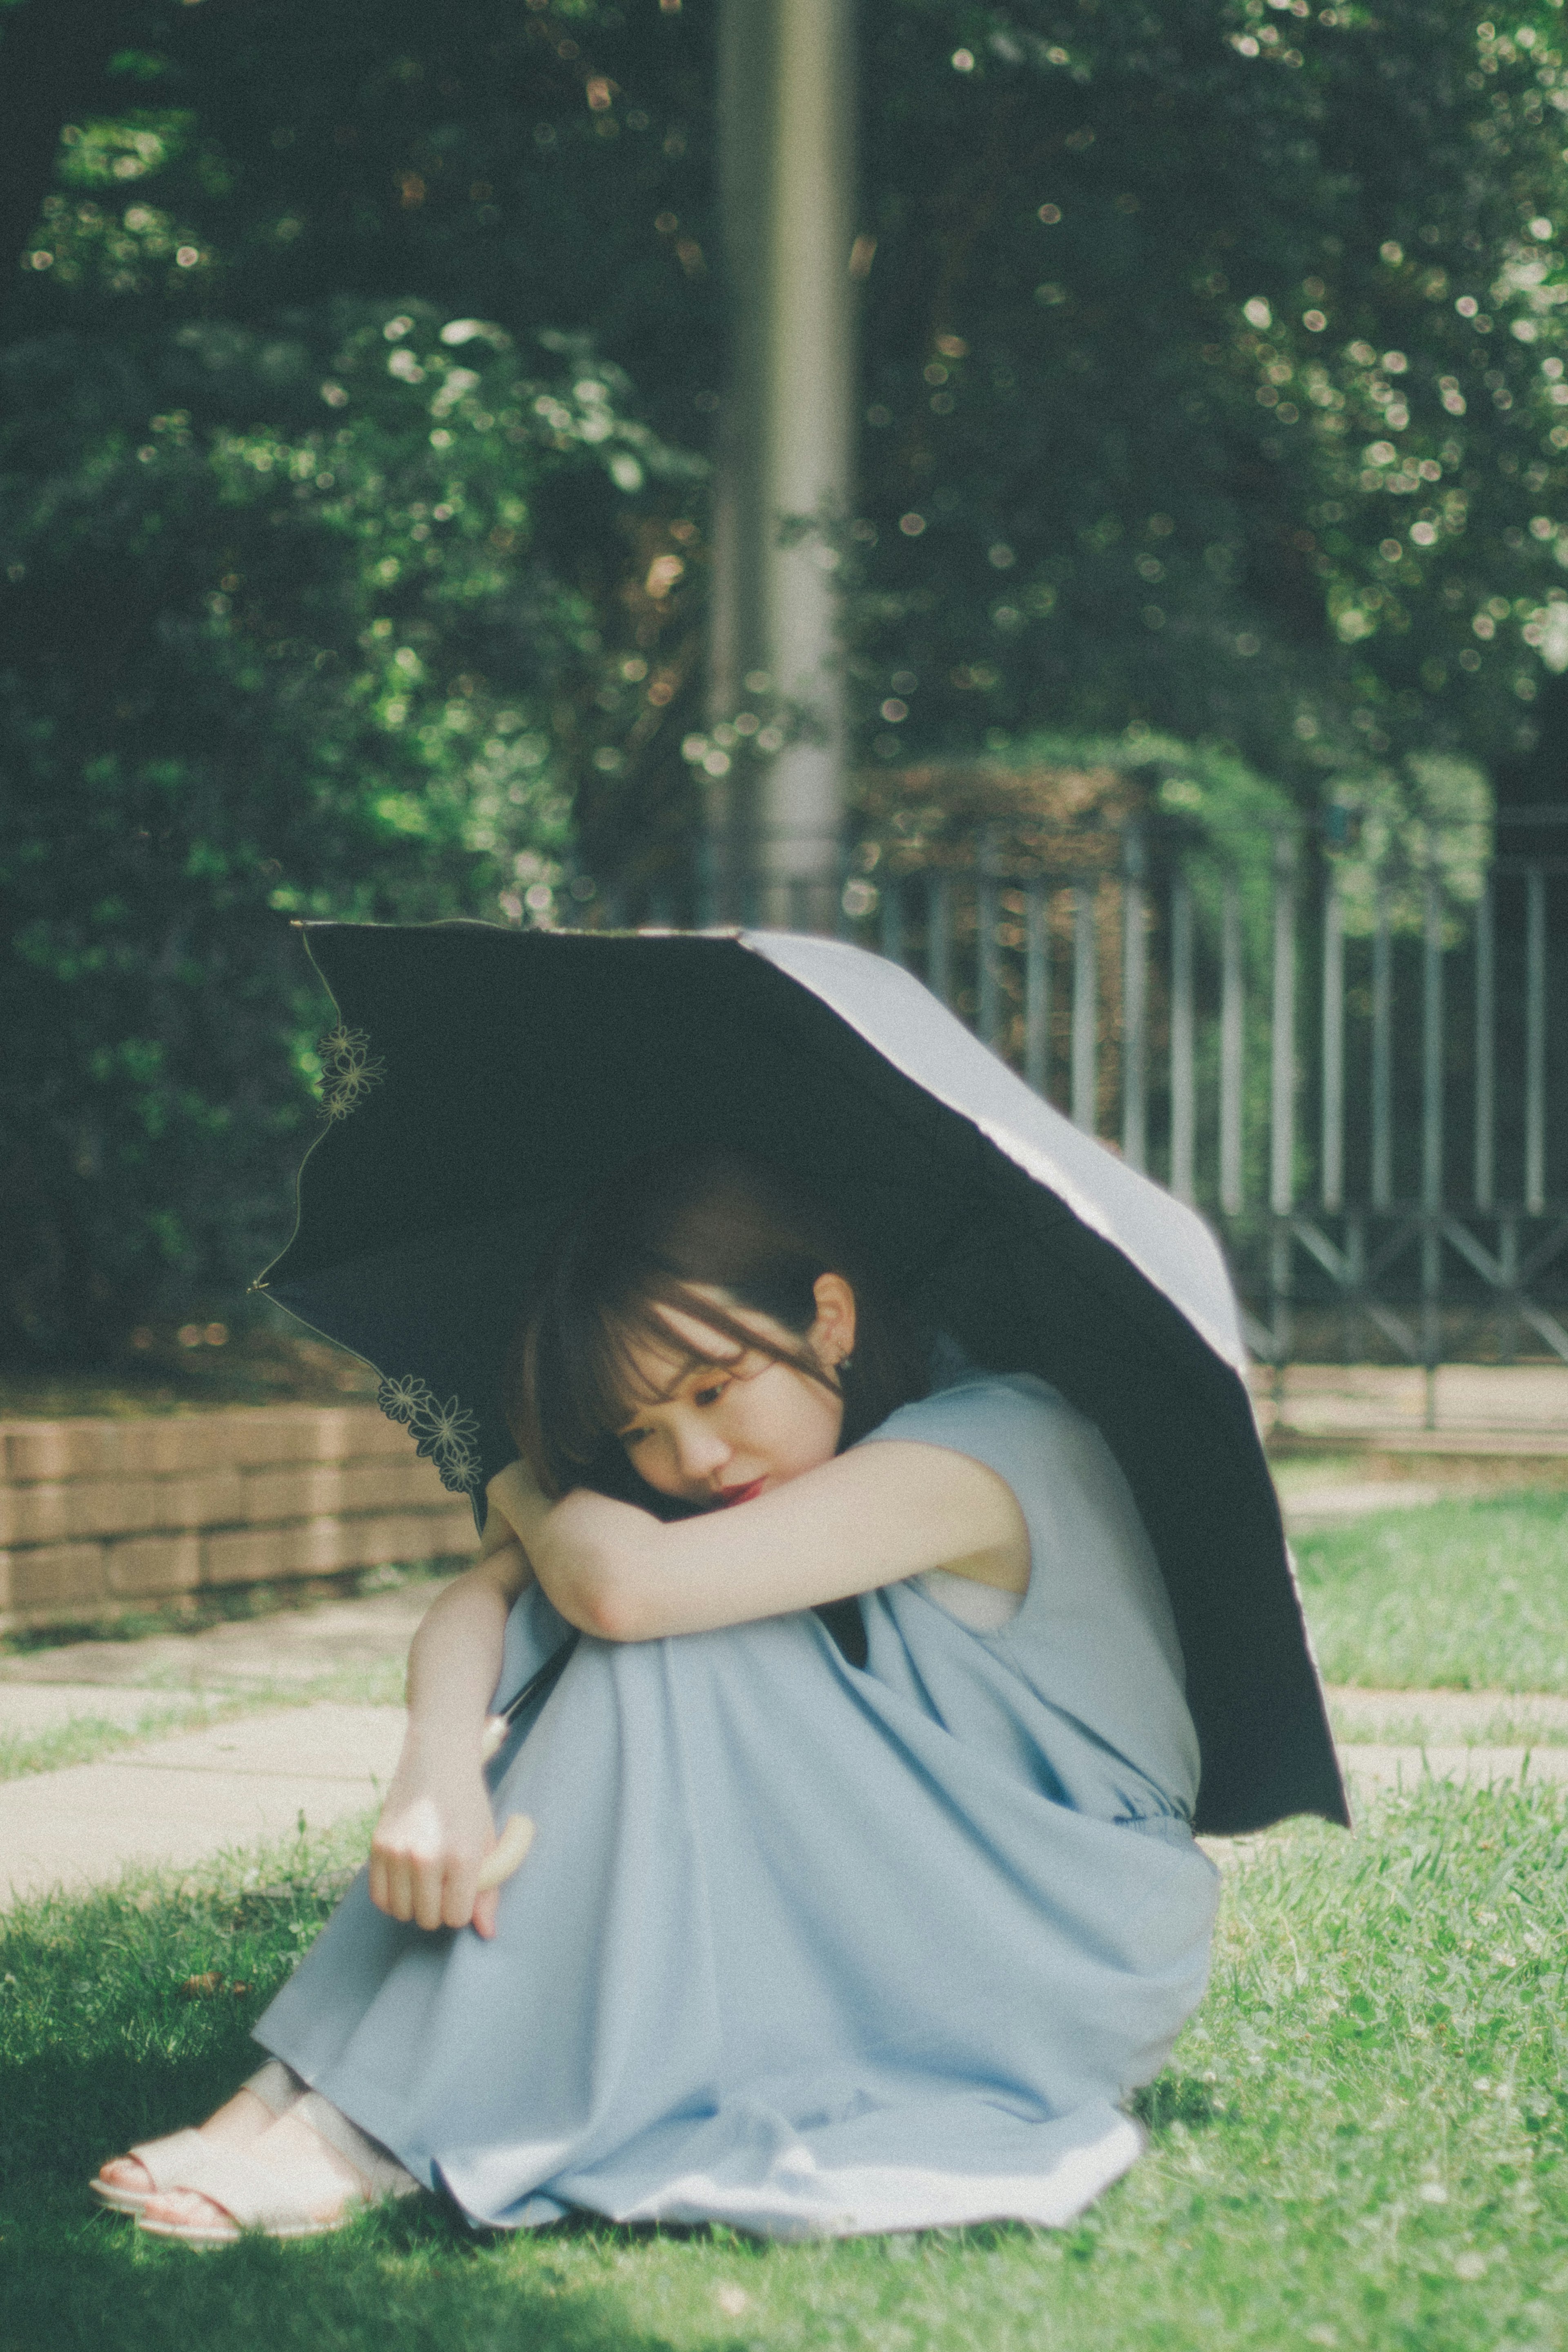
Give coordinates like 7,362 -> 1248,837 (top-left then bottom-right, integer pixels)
134,2141 -> 368,2245
91,2062 -> 303,2216
134,2089 -> 418,2247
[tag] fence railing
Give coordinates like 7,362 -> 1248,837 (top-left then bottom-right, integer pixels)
590,812 -> 1568,1400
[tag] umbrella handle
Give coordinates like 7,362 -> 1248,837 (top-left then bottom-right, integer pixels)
479,1637 -> 581,1765
475,1813 -> 536,1892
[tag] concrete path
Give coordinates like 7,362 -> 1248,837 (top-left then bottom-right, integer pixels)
1252,1361 -> 1568,1443
0,1582 -> 435,1906
0,1581 -> 442,1695
1338,1743 -> 1568,1794
0,1683 -> 207,1737
0,1704 -> 406,1908
1278,1476 -> 1452,1533
1328,1687 -> 1568,1744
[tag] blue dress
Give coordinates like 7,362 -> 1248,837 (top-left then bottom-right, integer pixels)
255,1369 -> 1221,2236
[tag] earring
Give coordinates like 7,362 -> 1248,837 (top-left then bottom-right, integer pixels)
835,1354 -> 854,1383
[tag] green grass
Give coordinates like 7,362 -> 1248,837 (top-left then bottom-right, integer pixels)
0,1668 -> 410,1784
5,1785 -> 1568,2352
1296,1491 -> 1568,1690
0,1708 -> 205,1785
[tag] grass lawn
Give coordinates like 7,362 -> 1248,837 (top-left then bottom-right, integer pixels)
1295,1491 -> 1568,1691
4,1779 -> 1567,2352
6,1492 -> 1567,2346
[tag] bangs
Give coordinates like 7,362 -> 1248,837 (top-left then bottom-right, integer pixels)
503,1148 -> 931,1505
521,1273 -> 829,1496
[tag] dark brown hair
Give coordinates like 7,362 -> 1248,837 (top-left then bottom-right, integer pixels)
505,1150 -> 929,1502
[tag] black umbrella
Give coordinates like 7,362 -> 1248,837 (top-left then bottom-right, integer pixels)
258,920 -> 1345,1838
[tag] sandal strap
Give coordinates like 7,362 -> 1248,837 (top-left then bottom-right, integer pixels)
293,2093 -> 418,2200
136,2138 -> 362,2234
127,2129 -> 213,2192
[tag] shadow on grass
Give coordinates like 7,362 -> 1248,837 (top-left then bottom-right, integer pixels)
4,2041 -> 681,2352
2,2206 -> 683,2352
3,1854 -> 1236,2352
1131,2072 -> 1221,2133
3,2022 -> 702,2352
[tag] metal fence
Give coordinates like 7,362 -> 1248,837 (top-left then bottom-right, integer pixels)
595,812 -> 1568,1396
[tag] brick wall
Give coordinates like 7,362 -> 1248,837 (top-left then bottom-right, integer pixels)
0,1406 -> 478,1631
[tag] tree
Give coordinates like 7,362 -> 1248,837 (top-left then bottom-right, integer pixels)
0,0 -> 719,1360
8,0 -> 1568,1360
0,296 -> 698,1359
845,0 -> 1568,806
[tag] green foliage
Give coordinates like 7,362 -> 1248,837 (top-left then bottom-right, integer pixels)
5,1784 -> 1568,2349
0,0 -> 719,1360
851,0 -> 1568,793
16,0 -> 1568,807
6,0 -> 1568,1356
1331,751 -> 1494,934
1296,1490 -> 1568,1688
0,292 -> 693,1360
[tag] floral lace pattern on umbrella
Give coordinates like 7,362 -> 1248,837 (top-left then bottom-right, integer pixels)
377,1374 -> 483,1493
318,1026 -> 387,1121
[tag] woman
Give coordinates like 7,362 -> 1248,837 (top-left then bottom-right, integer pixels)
95,1151 -> 1219,2244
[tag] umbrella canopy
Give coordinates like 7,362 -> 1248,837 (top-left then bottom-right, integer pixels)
260,920 -> 1345,1837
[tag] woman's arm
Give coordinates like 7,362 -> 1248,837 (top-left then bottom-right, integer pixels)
368,1534 -> 532,1938
511,1442 -> 1028,1643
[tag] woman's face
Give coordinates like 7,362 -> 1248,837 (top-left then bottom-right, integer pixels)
613,1277 -> 856,1508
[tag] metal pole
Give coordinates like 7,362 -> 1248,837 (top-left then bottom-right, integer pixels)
928,874 -> 952,1008
1526,865 -> 1547,1216
978,828 -> 1002,1050
1421,868 -> 1444,1427
1121,827 -> 1147,1170
1270,832 -> 1297,1218
1474,876 -> 1495,1211
1220,872 -> 1244,1216
1321,872 -> 1344,1213
833,839 -> 853,941
715,0 -> 855,928
696,829 -> 719,930
1024,881 -> 1049,1096
1501,1212 -> 1520,1364
1269,835 -> 1296,1398
710,3 -> 764,923
1371,883 -> 1392,1211
880,871 -> 905,967
1170,872 -> 1195,1205
1422,871 -> 1445,1214
1071,877 -> 1098,1133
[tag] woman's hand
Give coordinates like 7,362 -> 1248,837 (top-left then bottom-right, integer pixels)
369,1737 -> 507,1939
375,1538 -> 535,1937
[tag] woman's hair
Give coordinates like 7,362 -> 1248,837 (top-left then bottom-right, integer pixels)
505,1150 -> 930,1500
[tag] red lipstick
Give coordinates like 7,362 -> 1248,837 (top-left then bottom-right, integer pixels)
716,1478 -> 765,1507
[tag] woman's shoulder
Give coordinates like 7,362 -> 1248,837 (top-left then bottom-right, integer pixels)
859,1367 -> 1098,1469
